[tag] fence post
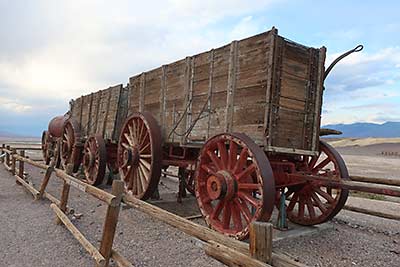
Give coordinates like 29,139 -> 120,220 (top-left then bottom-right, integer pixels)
6,145 -> 10,167
99,180 -> 124,267
0,144 -> 4,163
39,160 -> 55,199
11,148 -> 16,176
56,164 -> 73,225
249,221 -> 273,264
18,150 -> 25,179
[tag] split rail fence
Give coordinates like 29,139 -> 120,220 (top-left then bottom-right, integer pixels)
0,143 -> 308,267
2,143 -> 399,266
0,144 -> 131,267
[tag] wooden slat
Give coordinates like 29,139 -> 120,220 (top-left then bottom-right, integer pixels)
205,240 -> 272,267
51,203 -> 106,267
122,194 -> 306,267
225,41 -> 238,132
139,73 -> 145,112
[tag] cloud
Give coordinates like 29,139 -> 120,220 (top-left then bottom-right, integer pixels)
0,97 -> 31,113
0,0 -> 277,135
325,46 -> 400,93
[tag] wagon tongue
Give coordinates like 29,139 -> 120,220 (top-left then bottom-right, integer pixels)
324,44 -> 363,80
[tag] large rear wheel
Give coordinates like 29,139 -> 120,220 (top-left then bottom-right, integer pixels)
41,131 -> 53,165
195,133 -> 275,240
282,141 -> 349,225
82,135 -> 107,186
117,112 -> 162,200
60,119 -> 82,172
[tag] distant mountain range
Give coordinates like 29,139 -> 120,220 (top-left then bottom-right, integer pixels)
323,121 -> 400,138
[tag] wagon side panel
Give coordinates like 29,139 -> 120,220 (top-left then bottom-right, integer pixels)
163,58 -> 187,143
231,31 -> 273,144
95,85 -> 122,140
87,90 -> 102,136
143,67 -> 163,125
128,74 -> 142,115
184,51 -> 214,143
266,37 -> 323,154
113,85 -> 130,141
70,96 -> 83,126
105,84 -> 123,140
80,94 -> 92,136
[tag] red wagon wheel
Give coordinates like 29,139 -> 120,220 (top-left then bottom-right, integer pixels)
61,119 -> 82,172
41,130 -> 52,165
195,133 -> 275,240
82,135 -> 107,186
118,112 -> 162,200
282,141 -> 349,225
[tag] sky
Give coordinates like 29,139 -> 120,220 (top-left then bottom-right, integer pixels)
0,0 -> 399,136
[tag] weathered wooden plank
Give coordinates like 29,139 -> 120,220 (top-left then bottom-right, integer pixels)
225,40 -> 238,132
122,194 -> 306,267
249,222 -> 273,264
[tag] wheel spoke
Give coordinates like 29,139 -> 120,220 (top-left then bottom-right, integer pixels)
287,191 -> 299,212
231,203 -> 243,231
298,198 -> 305,218
138,167 -> 147,192
122,142 -> 130,149
232,148 -> 248,174
312,157 -> 331,174
237,183 -> 261,191
139,162 -> 150,181
124,133 -> 134,146
315,187 -> 335,203
310,192 -> 327,213
140,132 -> 149,147
207,150 -> 223,170
228,140 -> 237,170
306,198 -> 316,219
217,141 -> 228,169
234,198 -> 251,224
128,124 -> 137,145
237,191 -> 259,207
140,158 -> 151,170
236,163 -> 256,181
140,142 -> 150,153
222,202 -> 231,229
201,164 -> 217,176
211,200 -> 225,219
138,121 -> 145,143
308,156 -> 318,169
135,168 -> 143,194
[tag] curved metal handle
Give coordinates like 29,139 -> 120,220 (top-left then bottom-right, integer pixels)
324,44 -> 364,80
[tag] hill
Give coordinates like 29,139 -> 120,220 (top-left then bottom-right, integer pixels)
323,121 -> 400,138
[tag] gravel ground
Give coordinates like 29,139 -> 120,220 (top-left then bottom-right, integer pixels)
0,142 -> 400,267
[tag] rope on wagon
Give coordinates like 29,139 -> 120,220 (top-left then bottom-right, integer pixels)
167,93 -> 211,139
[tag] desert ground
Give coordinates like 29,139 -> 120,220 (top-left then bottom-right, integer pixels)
0,137 -> 399,267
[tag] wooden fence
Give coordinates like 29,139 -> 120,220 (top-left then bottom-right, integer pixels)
0,143 -> 307,267
0,144 -> 131,267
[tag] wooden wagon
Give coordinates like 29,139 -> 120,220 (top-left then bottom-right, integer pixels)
44,27 -> 363,240
59,84 -> 129,185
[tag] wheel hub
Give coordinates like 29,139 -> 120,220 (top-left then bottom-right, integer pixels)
83,152 -> 95,168
123,147 -> 140,167
206,171 -> 236,200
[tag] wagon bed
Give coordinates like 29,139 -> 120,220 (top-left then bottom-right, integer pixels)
127,27 -> 325,155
